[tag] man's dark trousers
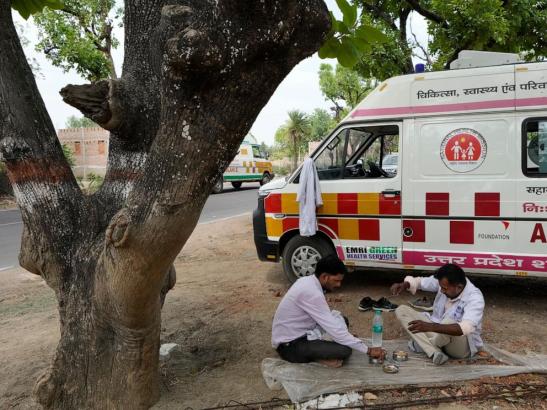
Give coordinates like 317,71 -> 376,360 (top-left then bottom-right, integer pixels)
276,335 -> 352,363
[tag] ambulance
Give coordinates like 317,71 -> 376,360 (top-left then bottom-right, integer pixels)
212,141 -> 273,193
253,51 -> 547,282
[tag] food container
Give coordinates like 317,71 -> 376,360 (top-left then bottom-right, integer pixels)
383,362 -> 400,374
392,350 -> 409,361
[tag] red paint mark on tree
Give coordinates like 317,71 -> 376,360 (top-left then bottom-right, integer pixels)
6,158 -> 73,184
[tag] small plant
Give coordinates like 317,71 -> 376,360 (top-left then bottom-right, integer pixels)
86,173 -> 104,193
62,144 -> 76,166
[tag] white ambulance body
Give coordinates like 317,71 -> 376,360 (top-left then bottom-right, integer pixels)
212,142 -> 273,193
253,52 -> 547,281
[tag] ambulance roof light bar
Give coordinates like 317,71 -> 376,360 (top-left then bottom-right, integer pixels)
449,50 -> 522,70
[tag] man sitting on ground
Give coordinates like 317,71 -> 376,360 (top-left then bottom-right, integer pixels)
272,254 -> 384,368
391,263 -> 485,365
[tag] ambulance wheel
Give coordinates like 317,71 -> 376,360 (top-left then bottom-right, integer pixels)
212,178 -> 223,194
282,235 -> 335,283
231,181 -> 243,190
260,172 -> 272,186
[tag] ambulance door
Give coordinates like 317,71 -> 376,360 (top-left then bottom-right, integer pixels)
515,115 -> 547,277
312,123 -> 402,266
514,64 -> 547,277
405,114 -> 517,274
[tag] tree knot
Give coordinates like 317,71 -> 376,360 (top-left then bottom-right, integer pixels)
105,210 -> 131,248
33,368 -> 59,407
160,0 -> 330,79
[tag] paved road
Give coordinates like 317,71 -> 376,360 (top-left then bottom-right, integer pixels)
0,182 -> 260,270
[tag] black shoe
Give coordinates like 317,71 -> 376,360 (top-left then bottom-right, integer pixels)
358,296 -> 375,311
373,297 -> 398,312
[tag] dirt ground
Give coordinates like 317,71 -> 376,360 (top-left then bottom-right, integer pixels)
1,214 -> 546,409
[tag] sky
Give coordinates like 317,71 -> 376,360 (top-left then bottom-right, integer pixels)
13,1 -> 428,146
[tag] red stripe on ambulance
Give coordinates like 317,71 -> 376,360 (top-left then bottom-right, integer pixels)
359,219 -> 380,240
426,193 -> 450,216
265,193 -> 282,213
450,221 -> 474,244
403,220 -> 426,242
338,193 -> 358,214
475,193 -> 500,217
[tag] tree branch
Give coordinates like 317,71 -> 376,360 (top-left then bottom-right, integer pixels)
361,3 -> 398,31
0,0 -> 84,283
405,0 -> 448,28
398,7 -> 415,74
60,80 -> 122,130
104,0 -> 331,291
409,15 -> 432,64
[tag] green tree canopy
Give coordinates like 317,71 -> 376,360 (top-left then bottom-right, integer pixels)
354,0 -> 547,80
309,108 -> 337,141
32,0 -> 122,81
319,62 -> 376,119
65,115 -> 98,128
275,110 -> 312,171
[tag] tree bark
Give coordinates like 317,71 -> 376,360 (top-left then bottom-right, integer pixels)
0,0 -> 330,408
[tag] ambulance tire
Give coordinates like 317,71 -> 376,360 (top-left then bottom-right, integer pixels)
212,178 -> 223,194
260,172 -> 272,186
231,181 -> 243,190
282,235 -> 335,284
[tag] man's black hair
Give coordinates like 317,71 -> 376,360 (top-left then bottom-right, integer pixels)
434,263 -> 466,285
314,254 -> 347,277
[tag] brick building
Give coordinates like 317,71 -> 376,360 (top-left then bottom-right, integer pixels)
57,127 -> 109,178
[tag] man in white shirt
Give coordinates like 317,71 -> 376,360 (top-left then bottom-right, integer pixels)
391,264 -> 485,365
272,255 -> 384,368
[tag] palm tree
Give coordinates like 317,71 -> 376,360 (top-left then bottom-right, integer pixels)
285,110 -> 311,171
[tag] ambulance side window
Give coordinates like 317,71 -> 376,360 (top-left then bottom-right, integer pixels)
523,118 -> 547,177
252,146 -> 263,159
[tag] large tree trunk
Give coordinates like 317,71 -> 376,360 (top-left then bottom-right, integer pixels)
0,0 -> 330,408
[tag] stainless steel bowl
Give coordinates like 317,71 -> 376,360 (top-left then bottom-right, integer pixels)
383,362 -> 400,373
392,350 -> 409,361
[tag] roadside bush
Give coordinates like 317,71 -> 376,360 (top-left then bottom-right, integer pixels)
86,173 -> 104,194
273,165 -> 291,177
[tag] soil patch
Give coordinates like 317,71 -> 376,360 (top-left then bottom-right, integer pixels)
0,215 -> 546,409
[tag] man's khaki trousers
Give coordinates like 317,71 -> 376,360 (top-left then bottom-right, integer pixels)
395,305 -> 470,359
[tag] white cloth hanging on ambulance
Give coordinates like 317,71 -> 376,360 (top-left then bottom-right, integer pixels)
296,157 -> 323,236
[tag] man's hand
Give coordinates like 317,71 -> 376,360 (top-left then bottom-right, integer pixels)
408,320 -> 434,333
367,347 -> 385,359
391,281 -> 409,296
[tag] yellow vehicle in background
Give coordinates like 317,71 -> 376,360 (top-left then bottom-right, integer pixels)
212,141 -> 273,194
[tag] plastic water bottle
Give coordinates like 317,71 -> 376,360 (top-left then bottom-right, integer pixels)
372,309 -> 383,347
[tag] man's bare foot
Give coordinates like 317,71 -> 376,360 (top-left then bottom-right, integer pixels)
317,359 -> 343,368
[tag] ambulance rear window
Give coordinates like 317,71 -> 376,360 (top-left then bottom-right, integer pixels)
523,118 -> 547,177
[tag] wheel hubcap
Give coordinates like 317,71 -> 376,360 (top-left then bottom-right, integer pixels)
291,246 -> 321,277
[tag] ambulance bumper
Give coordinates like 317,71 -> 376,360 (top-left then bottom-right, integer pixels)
253,196 -> 280,262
